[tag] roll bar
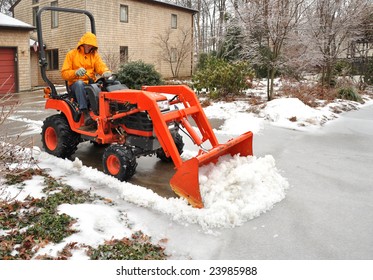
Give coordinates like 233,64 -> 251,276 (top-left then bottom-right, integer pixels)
36,7 -> 96,98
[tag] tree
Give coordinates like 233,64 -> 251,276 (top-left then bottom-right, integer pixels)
156,27 -> 193,78
168,0 -> 230,57
217,19 -> 244,61
305,0 -> 370,87
238,0 -> 310,100
352,8 -> 373,85
0,0 -> 17,15
101,49 -> 121,73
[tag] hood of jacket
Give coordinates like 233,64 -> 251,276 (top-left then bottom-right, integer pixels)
76,32 -> 98,49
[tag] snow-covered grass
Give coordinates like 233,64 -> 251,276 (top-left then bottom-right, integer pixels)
30,149 -> 288,231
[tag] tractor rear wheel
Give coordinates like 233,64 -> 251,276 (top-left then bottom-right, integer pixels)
156,132 -> 184,163
103,145 -> 137,181
41,114 -> 80,158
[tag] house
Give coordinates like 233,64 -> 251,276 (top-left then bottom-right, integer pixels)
0,12 -> 34,93
341,10 -> 373,74
11,0 -> 197,87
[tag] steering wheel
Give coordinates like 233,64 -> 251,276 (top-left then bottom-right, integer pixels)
96,73 -> 118,88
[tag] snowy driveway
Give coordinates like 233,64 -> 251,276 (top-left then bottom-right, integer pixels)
74,102 -> 372,260
247,104 -> 373,259
121,103 -> 373,259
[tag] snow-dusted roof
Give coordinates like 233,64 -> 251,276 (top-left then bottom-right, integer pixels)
0,12 -> 34,29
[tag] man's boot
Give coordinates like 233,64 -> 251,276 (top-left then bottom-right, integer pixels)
82,109 -> 95,126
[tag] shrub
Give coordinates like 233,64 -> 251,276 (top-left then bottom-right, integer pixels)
280,81 -> 338,108
117,61 -> 163,89
334,60 -> 352,76
364,59 -> 373,85
195,52 -> 212,71
337,87 -> 362,102
192,56 -> 254,99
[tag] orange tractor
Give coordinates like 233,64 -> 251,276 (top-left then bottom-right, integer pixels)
37,7 -> 253,208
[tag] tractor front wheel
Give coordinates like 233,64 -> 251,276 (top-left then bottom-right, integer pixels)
41,114 -> 80,158
103,145 -> 137,181
156,132 -> 184,163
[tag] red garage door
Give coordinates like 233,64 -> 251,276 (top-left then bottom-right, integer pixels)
0,48 -> 17,94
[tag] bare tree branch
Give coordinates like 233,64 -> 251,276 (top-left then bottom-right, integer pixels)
156,27 -> 193,78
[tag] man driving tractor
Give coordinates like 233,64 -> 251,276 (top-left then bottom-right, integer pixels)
61,32 -> 112,126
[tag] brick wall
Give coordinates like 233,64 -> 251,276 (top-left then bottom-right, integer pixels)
14,0 -> 87,86
90,0 -> 194,78
0,29 -> 32,91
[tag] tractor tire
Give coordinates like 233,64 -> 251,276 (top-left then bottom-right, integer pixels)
156,132 -> 184,163
41,114 -> 80,158
103,144 -> 137,181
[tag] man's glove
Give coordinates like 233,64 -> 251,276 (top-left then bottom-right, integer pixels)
75,67 -> 87,77
102,71 -> 112,78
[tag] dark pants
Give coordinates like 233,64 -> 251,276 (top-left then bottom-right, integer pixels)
70,80 -> 88,110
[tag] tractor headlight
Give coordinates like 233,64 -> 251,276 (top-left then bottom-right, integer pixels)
157,100 -> 170,112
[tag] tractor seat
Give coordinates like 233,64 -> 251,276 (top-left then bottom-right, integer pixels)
85,84 -> 101,115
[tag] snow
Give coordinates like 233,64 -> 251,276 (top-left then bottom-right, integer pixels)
7,115 -> 43,135
2,175 -> 46,201
0,12 -> 34,29
204,101 -> 264,134
29,150 -> 288,231
261,98 -> 330,130
1,79 -> 373,261
36,203 -> 132,259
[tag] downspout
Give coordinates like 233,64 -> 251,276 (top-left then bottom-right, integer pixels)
191,13 -> 194,77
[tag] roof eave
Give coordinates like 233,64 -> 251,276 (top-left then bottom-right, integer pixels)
0,25 -> 35,30
144,0 -> 198,14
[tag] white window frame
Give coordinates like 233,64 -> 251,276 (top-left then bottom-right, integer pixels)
51,1 -> 59,28
171,14 -> 177,29
171,48 -> 177,63
120,5 -> 129,23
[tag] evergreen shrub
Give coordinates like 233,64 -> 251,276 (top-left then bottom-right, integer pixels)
117,61 -> 163,89
337,87 -> 362,102
192,56 -> 254,98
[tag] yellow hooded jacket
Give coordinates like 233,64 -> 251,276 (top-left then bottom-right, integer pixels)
61,32 -> 109,85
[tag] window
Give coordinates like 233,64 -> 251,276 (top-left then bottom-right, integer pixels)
46,49 -> 59,70
120,46 -> 128,64
32,0 -> 39,4
171,14 -> 177,29
171,48 -> 177,63
51,1 -> 58,28
120,5 -> 128,23
32,6 -> 39,26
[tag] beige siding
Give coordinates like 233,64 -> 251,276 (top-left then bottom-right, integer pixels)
13,0 -> 195,86
0,29 -> 32,91
30,51 -> 41,87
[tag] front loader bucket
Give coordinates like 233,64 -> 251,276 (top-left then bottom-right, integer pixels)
170,131 -> 253,208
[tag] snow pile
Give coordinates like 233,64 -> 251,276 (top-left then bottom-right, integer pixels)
261,97 -> 332,130
199,155 -> 289,227
218,114 -> 263,135
203,101 -> 264,134
34,149 -> 289,230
